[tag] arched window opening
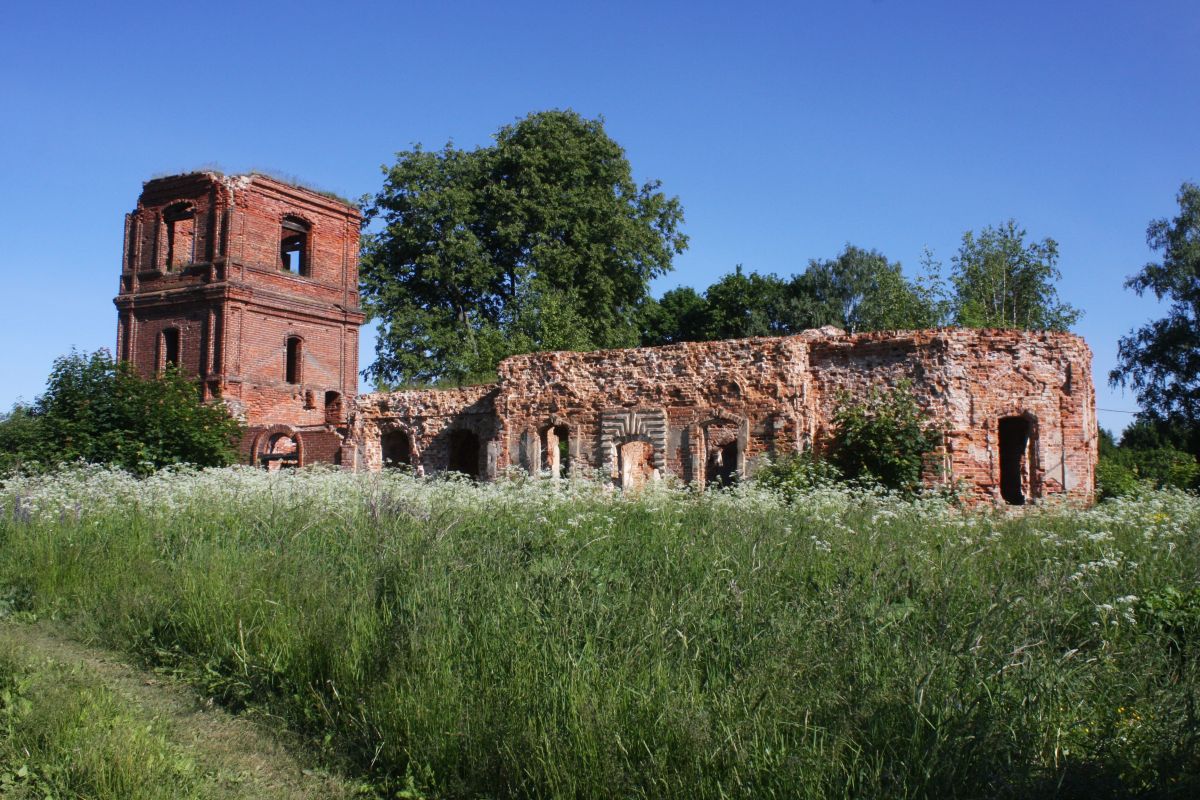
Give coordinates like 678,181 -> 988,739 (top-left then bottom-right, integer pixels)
448,429 -> 481,478
998,416 -> 1034,505
543,425 -> 571,479
382,430 -> 412,469
324,391 -> 343,424
160,328 -> 180,372
285,337 -> 302,384
261,433 -> 298,471
280,216 -> 310,275
163,203 -> 195,270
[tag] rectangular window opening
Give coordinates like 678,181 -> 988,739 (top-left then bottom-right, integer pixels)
162,329 -> 180,371
285,337 -> 302,384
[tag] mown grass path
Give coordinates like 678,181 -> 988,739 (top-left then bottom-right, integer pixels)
0,619 -> 358,800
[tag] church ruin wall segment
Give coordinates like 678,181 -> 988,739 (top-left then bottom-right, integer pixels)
349,327 -> 1097,505
111,171 -> 1096,504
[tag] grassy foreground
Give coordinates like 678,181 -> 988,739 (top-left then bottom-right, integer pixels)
1,466 -> 1198,798
0,635 -> 203,799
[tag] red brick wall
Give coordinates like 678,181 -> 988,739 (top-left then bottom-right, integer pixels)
348,327 -> 1096,505
348,386 -> 499,475
115,172 -> 364,462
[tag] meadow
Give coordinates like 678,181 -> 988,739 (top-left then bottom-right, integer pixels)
1,465 -> 1197,798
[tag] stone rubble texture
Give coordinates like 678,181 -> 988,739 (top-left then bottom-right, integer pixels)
117,173 -> 1097,505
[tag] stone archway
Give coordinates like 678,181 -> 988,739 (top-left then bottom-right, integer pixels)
253,425 -> 302,470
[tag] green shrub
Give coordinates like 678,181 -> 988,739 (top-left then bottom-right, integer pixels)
0,350 -> 243,475
753,451 -> 841,500
830,380 -> 942,492
1096,456 -> 1139,500
1097,446 -> 1199,500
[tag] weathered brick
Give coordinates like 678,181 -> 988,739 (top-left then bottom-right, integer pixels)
346,327 -> 1097,506
114,172 -> 363,468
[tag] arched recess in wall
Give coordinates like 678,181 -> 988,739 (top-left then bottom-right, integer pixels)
285,336 -> 303,384
541,423 -> 572,479
686,410 -> 748,490
381,428 -> 414,469
324,391 -> 344,424
447,429 -> 482,479
252,424 -> 303,470
617,435 -> 655,491
997,413 -> 1039,505
599,408 -> 667,487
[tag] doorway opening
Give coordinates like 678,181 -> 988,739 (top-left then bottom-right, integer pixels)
382,430 -> 412,469
448,430 -> 481,478
998,416 -> 1033,505
543,425 -> 570,479
618,439 -> 655,490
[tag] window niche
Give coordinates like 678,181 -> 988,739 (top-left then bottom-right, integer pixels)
163,203 -> 196,270
160,328 -> 180,372
280,216 -> 310,276
324,391 -> 343,424
285,336 -> 302,384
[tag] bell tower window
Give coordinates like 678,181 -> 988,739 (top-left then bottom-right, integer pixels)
160,328 -> 180,372
281,217 -> 310,276
163,203 -> 195,270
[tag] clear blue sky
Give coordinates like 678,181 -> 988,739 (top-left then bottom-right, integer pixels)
3,0 -> 1196,435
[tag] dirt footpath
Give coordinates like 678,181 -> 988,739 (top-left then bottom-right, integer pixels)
0,619 -> 362,800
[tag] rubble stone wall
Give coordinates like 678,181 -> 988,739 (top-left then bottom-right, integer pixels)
347,385 -> 500,476
348,327 -> 1096,505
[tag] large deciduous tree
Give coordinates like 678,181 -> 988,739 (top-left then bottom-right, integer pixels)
796,245 -> 946,333
1111,182 -> 1200,453
640,246 -> 945,346
360,110 -> 687,385
950,220 -> 1079,331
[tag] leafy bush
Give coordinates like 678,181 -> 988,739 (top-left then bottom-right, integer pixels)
1097,446 -> 1199,500
753,451 -> 841,500
0,350 -> 243,475
830,380 -> 942,492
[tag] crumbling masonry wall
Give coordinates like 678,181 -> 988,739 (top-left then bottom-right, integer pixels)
347,327 -> 1097,505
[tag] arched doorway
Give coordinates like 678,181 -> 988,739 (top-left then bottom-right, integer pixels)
381,430 -> 412,469
448,430 -> 481,478
618,439 -> 655,490
702,421 -> 740,488
543,425 -> 571,479
998,416 -> 1035,505
262,432 -> 299,471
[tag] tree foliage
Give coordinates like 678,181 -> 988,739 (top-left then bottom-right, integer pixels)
950,220 -> 1080,331
1112,182 -> 1200,444
641,246 -> 946,346
361,110 -> 688,385
797,245 -> 946,333
0,350 -> 243,475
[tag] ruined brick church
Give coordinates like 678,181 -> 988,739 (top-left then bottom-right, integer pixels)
116,172 -> 1098,505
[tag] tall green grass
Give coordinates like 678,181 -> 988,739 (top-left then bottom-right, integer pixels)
1,466 -> 1198,798
0,638 -> 202,799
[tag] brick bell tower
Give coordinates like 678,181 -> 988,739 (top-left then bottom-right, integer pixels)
114,172 -> 364,467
